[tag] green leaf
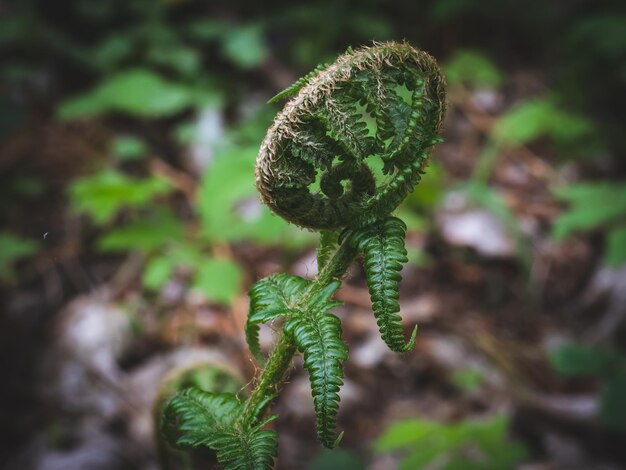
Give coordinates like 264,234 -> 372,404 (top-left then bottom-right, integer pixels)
248,274 -> 311,323
0,231 -> 39,281
142,255 -> 175,291
58,69 -> 196,119
284,310 -> 348,448
192,258 -> 244,306
403,162 -> 444,211
69,170 -> 171,225
552,183 -> 626,239
375,415 -> 527,470
97,212 -> 185,252
163,388 -> 278,470
111,135 -> 148,161
374,419 -> 435,452
147,45 -> 201,77
248,276 -> 346,447
549,344 -> 624,377
606,225 -> 626,267
221,25 -> 267,69
443,50 -> 503,88
245,273 -> 311,362
91,34 -> 135,70
494,97 -> 595,148
351,217 -> 417,352
451,368 -> 484,393
198,147 -> 293,244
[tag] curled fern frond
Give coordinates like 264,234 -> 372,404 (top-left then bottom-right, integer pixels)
283,281 -> 347,448
162,388 -> 278,470
257,41 -> 446,230
245,273 -> 311,362
351,216 -> 417,352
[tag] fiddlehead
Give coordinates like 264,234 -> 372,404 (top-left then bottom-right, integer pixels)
163,42 -> 446,468
256,41 -> 446,230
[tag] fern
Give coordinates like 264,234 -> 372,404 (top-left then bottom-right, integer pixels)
351,217 -> 417,352
162,42 -> 446,469
245,276 -> 347,447
284,281 -> 346,448
257,41 -> 446,230
245,274 -> 311,362
162,388 -> 278,470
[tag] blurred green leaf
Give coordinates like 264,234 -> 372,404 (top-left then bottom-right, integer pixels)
143,243 -> 208,291
192,258 -> 243,305
451,368 -> 484,393
600,371 -> 626,432
470,415 -> 528,469
374,420 -> 434,452
404,162 -> 444,210
92,34 -> 135,70
375,415 -> 526,470
443,50 -> 503,88
0,232 -> 39,281
58,69 -> 196,119
493,98 -> 595,148
111,135 -> 148,161
97,212 -> 185,252
147,45 -> 201,76
606,225 -> 626,267
221,25 -> 267,69
198,147 -> 300,245
552,183 -> 626,240
69,170 -> 171,225
549,344 -> 623,377
143,255 -> 176,291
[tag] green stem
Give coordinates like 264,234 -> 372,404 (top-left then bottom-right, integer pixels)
239,234 -> 358,425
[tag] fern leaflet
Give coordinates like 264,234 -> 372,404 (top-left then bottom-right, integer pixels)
162,388 -> 278,470
351,216 -> 417,352
245,274 -> 311,362
283,281 -> 347,448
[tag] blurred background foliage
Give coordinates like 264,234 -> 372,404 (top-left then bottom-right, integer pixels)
1,0 -> 625,468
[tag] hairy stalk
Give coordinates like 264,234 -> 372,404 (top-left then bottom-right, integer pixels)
240,235 -> 357,425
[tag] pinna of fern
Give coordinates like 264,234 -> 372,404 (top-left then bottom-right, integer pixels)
162,41 -> 446,470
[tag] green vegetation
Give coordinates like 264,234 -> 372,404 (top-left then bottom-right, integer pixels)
552,184 -> 626,266
550,344 -> 626,431
375,415 -> 527,470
